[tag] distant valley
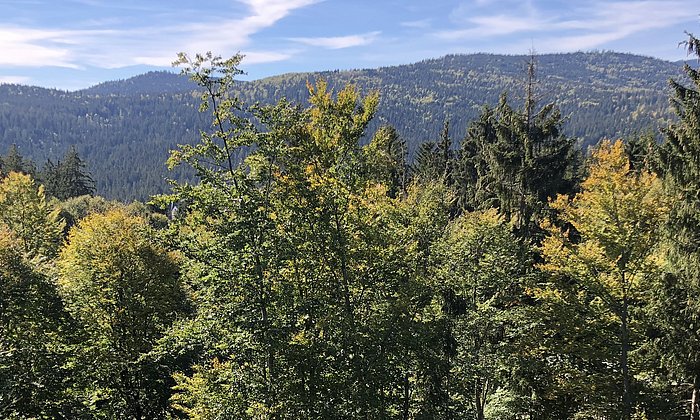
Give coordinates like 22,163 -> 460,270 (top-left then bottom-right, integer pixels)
0,51 -> 687,200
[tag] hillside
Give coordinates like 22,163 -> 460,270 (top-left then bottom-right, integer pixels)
0,52 -> 687,201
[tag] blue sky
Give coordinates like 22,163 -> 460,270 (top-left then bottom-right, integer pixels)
1,0 -> 699,90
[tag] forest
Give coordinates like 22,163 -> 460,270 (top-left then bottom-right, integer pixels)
1,34 -> 700,419
0,51 -> 684,201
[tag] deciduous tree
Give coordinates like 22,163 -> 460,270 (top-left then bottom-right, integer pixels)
58,209 -> 186,419
539,139 -> 666,419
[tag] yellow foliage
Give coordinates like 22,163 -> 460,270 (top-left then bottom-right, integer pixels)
539,139 -> 666,313
0,171 -> 64,258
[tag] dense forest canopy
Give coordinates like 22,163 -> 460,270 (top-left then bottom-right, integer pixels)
2,34 -> 700,418
0,51 -> 686,201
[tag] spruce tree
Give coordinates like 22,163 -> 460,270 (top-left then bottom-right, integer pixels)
41,148 -> 95,200
0,145 -> 35,177
458,91 -> 577,238
654,32 -> 700,420
412,120 -> 455,184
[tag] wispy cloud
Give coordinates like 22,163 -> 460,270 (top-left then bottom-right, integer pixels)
0,0 -> 319,69
290,31 -> 381,49
401,19 -> 431,29
436,0 -> 697,51
241,50 -> 295,64
539,1 -> 697,52
437,14 -> 548,39
0,26 -> 103,68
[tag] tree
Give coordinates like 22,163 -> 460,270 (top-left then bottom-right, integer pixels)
0,145 -> 35,178
42,147 -> 95,200
161,53 -> 483,418
364,124 -> 409,197
653,31 -> 700,420
58,209 -> 186,419
412,120 -> 455,186
0,228 -> 78,418
456,58 -> 578,238
0,171 -> 64,258
539,139 -> 666,419
430,209 -> 529,419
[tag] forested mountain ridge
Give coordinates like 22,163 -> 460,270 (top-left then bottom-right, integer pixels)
0,51 -> 686,200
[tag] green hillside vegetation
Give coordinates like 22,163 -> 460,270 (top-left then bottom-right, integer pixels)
0,51 -> 685,200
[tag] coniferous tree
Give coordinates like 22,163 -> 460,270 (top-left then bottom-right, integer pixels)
459,55 -> 579,237
412,120 -> 455,185
653,31 -> 700,420
41,147 -> 95,200
458,85 -> 578,238
0,145 -> 35,178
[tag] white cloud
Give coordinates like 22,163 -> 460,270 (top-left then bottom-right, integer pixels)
436,0 -> 697,51
0,0 -> 319,69
241,50 -> 294,64
541,1 -> 697,51
0,27 -> 86,68
437,14 -> 548,39
290,31 -> 381,49
401,19 -> 431,29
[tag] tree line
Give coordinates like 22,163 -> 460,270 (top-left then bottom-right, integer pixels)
1,37 -> 700,419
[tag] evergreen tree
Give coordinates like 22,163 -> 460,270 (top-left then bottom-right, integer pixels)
41,147 -> 95,200
456,58 -> 578,238
412,120 -> 455,184
654,31 -> 700,420
0,145 -> 35,177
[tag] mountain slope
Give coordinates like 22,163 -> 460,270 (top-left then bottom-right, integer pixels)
0,52 -> 686,201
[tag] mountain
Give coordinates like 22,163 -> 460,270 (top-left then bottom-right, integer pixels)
0,51 -> 687,201
81,71 -> 194,96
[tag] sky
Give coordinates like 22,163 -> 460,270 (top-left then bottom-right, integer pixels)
1,0 -> 699,91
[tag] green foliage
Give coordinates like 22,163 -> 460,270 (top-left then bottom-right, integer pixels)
456,91 -> 578,237
363,125 -> 409,196
0,171 -> 64,258
653,31 -> 700,420
539,139 -> 666,419
2,46 -> 699,419
161,54 -> 395,415
58,209 -> 187,418
430,209 -> 531,418
0,145 -> 36,177
41,147 -> 95,200
412,120 -> 454,184
0,229 -> 78,418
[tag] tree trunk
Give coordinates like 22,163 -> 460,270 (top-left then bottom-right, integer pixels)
621,293 -> 631,420
475,378 -> 485,420
691,374 -> 700,420
403,372 -> 410,420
